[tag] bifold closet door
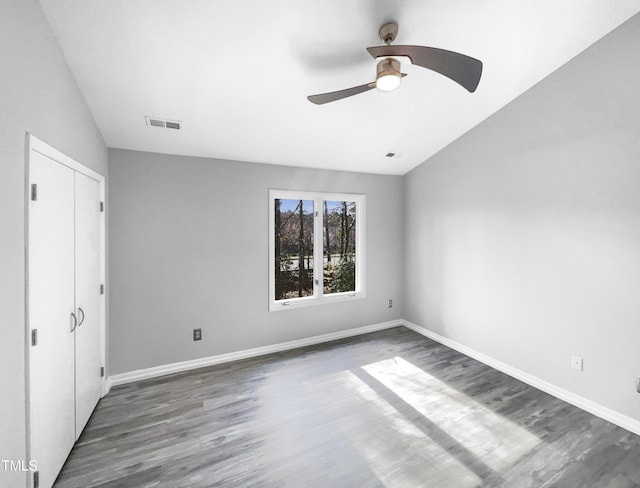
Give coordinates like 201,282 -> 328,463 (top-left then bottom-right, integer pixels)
74,171 -> 103,435
28,151 -> 77,488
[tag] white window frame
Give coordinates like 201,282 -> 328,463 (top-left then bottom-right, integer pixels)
269,189 -> 366,312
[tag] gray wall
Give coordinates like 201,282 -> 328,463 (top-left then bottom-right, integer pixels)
404,14 -> 640,422
108,149 -> 403,375
0,1 -> 107,486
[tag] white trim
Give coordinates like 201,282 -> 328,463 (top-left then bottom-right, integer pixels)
23,133 -> 32,484
109,320 -> 402,387
402,319 -> 640,437
29,134 -> 103,183
108,318 -> 640,436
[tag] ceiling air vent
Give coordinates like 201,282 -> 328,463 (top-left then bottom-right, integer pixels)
145,116 -> 181,130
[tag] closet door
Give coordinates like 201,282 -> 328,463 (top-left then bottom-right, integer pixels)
74,171 -> 103,435
29,151 -> 77,488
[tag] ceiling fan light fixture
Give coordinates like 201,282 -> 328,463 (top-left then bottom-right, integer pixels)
376,58 -> 401,92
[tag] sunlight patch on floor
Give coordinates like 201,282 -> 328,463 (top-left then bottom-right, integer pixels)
305,370 -> 481,488
362,356 -> 541,472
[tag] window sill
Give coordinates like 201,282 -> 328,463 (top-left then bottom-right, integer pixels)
269,292 -> 365,312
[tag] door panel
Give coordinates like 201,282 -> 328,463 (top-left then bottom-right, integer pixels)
74,172 -> 103,435
29,151 -> 76,488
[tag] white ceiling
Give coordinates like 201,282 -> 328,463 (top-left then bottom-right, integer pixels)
39,1 -> 639,175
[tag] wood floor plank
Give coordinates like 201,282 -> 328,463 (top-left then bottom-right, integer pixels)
54,327 -> 640,487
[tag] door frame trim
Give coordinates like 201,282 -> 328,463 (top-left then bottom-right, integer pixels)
25,133 -> 107,486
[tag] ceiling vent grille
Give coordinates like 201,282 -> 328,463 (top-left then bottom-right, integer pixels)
145,116 -> 181,130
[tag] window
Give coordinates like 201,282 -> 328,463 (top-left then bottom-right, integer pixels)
269,190 -> 365,311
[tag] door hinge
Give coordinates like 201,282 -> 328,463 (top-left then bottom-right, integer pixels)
31,329 -> 38,346
100,366 -> 105,378
100,284 -> 105,295
33,470 -> 39,488
100,201 -> 104,212
31,184 -> 38,201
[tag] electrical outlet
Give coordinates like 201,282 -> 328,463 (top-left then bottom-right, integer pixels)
193,328 -> 202,341
571,356 -> 583,371
388,299 -> 393,308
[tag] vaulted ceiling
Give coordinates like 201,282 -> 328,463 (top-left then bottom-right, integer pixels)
39,1 -> 639,174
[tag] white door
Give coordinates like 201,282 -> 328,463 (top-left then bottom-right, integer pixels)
74,171 -> 103,435
29,151 -> 77,488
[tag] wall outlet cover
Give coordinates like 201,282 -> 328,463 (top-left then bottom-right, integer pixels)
571,356 -> 583,371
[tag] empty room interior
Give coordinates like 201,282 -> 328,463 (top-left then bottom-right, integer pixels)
2,1 -> 640,487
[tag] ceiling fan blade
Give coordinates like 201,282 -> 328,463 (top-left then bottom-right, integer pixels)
307,81 -> 376,105
307,73 -> 407,105
367,45 -> 482,92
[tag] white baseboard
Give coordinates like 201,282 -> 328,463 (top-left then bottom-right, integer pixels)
107,317 -> 640,437
108,320 -> 403,387
402,319 -> 640,437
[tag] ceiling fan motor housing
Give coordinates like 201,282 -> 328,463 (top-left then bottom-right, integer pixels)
377,58 -> 400,76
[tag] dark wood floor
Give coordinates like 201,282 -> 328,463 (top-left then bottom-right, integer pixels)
55,327 -> 640,487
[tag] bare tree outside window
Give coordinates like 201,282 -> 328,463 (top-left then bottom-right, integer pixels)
323,200 -> 356,294
274,199 -> 314,299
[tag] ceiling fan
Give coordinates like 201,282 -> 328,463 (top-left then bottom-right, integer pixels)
307,22 -> 483,105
